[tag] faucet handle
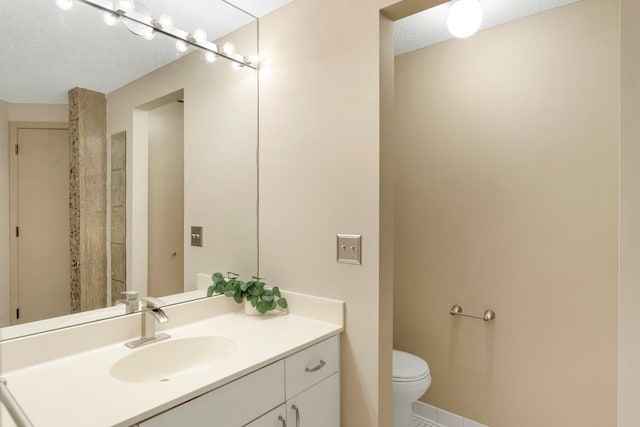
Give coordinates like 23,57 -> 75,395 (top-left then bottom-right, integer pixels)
116,291 -> 140,314
141,296 -> 166,308
120,291 -> 139,301
124,296 -> 171,348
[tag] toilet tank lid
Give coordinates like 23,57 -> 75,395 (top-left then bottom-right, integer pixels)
392,350 -> 430,380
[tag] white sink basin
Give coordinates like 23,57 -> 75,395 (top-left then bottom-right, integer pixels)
110,336 -> 239,383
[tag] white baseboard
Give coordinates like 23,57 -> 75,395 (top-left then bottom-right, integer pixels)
413,401 -> 488,427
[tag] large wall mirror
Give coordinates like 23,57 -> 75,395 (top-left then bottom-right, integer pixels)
0,0 -> 260,340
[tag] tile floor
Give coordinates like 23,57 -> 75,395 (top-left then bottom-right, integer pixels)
413,414 -> 441,427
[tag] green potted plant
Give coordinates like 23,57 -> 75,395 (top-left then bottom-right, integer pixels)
207,272 -> 288,315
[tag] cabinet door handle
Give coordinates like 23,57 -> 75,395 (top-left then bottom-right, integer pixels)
278,415 -> 287,427
292,404 -> 300,427
305,360 -> 326,373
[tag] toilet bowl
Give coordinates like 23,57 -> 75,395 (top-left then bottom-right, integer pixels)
392,349 -> 431,427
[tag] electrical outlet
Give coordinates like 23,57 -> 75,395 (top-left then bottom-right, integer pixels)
337,234 -> 362,265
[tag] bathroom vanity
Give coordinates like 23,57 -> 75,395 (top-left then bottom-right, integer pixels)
138,335 -> 339,427
0,292 -> 343,427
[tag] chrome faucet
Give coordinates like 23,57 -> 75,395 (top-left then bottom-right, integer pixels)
115,291 -> 140,314
125,297 -> 171,348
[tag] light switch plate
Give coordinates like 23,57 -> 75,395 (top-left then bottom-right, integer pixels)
337,234 -> 362,265
191,226 -> 203,247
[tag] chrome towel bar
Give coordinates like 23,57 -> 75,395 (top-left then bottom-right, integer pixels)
0,377 -> 34,427
450,305 -> 495,322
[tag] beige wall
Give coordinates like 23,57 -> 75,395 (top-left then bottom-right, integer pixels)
620,0 -> 640,425
393,1 -> 619,426
0,103 -> 68,327
7,104 -> 67,122
258,0 -> 396,424
379,14 -> 395,427
107,29 -> 257,296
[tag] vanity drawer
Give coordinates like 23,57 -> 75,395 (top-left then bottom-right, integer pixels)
138,360 -> 285,427
285,335 -> 339,399
244,404 -> 287,427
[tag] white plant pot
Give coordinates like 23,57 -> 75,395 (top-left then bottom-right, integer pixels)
244,300 -> 262,316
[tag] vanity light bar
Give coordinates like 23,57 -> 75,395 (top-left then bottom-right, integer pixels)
62,0 -> 259,69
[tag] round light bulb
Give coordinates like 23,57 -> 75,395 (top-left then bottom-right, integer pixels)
231,53 -> 244,70
142,28 -> 156,40
193,29 -> 207,44
116,0 -> 135,13
204,51 -> 217,64
56,0 -> 73,10
156,14 -> 173,30
247,55 -> 260,67
175,40 -> 189,53
447,0 -> 483,39
221,42 -> 235,56
103,11 -> 120,26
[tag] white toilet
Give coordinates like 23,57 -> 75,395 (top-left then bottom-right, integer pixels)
392,349 -> 432,427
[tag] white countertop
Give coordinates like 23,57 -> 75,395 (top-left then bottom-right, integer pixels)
0,293 -> 343,427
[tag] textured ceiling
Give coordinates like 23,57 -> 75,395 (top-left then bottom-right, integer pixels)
227,0 -> 294,18
395,0 -> 579,56
2,1 -> 580,103
0,0 -> 292,103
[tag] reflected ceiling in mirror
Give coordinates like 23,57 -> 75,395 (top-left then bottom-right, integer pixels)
0,0 -> 258,103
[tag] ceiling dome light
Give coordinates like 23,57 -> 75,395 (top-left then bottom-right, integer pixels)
122,1 -> 154,37
447,0 -> 483,39
56,0 -> 73,10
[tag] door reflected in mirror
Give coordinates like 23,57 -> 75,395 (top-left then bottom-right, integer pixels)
9,122 -> 71,324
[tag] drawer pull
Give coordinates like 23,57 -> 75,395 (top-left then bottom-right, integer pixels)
292,404 -> 300,427
278,415 -> 287,427
305,360 -> 326,373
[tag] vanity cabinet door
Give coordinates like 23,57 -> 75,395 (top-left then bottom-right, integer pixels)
287,373 -> 340,427
244,404 -> 287,427
138,361 -> 285,427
